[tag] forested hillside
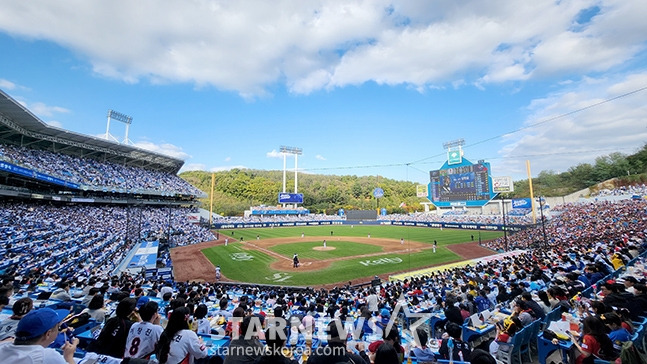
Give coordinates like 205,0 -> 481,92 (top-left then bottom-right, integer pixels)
508,144 -> 647,198
180,169 -> 421,216
180,144 -> 647,215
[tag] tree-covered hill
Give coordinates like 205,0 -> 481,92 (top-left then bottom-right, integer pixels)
507,144 -> 647,198
180,169 -> 422,216
180,144 -> 647,215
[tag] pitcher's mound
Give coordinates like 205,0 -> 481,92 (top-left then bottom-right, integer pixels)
313,246 -> 336,251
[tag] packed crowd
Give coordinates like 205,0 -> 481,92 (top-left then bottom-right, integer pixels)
0,198 -> 646,364
482,199 -> 646,252
0,144 -> 203,196
0,202 -> 216,278
214,211 -> 531,226
591,184 -> 647,197
381,212 -> 532,225
213,213 -> 345,224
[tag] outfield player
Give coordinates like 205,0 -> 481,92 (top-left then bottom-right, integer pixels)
124,301 -> 163,359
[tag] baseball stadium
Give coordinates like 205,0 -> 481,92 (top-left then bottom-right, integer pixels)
1,87 -> 647,364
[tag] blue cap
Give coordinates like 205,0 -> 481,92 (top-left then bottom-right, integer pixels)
380,308 -> 390,317
136,296 -> 150,309
15,308 -> 69,340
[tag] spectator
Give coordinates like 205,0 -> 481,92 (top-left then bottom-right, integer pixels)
124,301 -> 163,360
438,322 -> 471,362
306,320 -> 369,364
374,342 -> 400,364
368,326 -> 404,363
601,312 -> 631,352
0,297 -> 33,341
571,316 -> 618,364
88,298 -> 139,358
408,326 -> 434,362
489,316 -> 522,357
0,308 -> 79,364
157,306 -> 207,364
82,295 -> 107,323
254,326 -> 299,364
51,281 -> 72,302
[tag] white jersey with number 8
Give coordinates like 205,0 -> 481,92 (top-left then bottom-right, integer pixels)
124,321 -> 163,358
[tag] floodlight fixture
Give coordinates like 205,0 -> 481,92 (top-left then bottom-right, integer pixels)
107,110 -> 133,124
280,146 -> 303,155
105,109 -> 134,145
442,138 -> 465,150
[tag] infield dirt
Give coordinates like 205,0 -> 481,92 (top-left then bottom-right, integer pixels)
170,234 -> 495,287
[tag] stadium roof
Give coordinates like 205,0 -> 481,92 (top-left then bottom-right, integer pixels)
0,89 -> 184,173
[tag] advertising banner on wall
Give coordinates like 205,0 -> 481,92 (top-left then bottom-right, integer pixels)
278,193 -> 304,204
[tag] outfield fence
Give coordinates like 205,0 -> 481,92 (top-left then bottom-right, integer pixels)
211,220 -> 527,232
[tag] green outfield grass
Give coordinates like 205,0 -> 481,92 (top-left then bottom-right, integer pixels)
201,225 -> 502,286
219,225 -> 501,245
269,241 -> 383,260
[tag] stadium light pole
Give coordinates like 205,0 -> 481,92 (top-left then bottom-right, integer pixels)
105,109 -> 133,144
209,173 -> 215,227
280,146 -> 303,206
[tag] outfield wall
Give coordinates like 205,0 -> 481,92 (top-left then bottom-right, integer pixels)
211,220 -> 526,232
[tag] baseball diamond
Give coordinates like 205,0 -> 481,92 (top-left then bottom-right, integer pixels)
170,225 -> 502,286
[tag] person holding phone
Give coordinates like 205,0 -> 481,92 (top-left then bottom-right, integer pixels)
0,308 -> 79,364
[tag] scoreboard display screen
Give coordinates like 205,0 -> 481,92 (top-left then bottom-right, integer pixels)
429,163 -> 492,204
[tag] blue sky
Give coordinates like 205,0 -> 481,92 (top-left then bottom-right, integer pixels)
0,1 -> 646,184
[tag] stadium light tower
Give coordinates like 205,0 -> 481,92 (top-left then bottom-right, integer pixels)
105,109 -> 134,145
280,146 -> 302,204
442,138 -> 465,165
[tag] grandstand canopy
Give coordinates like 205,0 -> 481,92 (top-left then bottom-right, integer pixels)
0,90 -> 184,173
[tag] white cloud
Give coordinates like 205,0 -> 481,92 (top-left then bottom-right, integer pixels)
29,102 -> 70,117
224,157 -> 231,162
15,99 -> 70,118
315,154 -> 326,160
46,120 -> 63,128
0,1 -> 643,96
133,140 -> 191,160
179,163 -> 206,172
496,72 -> 647,178
266,149 -> 283,158
0,79 -> 17,90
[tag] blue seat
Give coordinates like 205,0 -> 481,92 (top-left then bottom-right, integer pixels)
528,320 -> 542,357
497,326 -> 526,364
632,323 -> 646,353
518,323 -> 535,363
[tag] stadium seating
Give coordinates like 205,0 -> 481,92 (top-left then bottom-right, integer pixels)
0,143 -> 202,196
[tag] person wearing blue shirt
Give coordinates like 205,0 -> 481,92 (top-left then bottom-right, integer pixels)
475,290 -> 492,312
410,327 -> 436,363
602,312 -> 631,351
